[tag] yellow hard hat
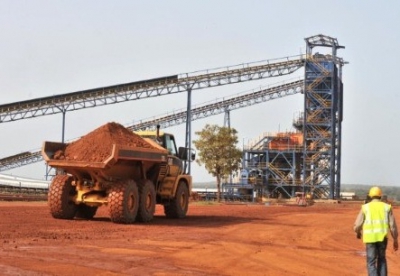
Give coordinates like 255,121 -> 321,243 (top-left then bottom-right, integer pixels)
368,186 -> 382,198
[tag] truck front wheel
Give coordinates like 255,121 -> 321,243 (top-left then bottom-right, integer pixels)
108,180 -> 139,224
137,180 -> 156,222
48,174 -> 78,219
164,181 -> 189,219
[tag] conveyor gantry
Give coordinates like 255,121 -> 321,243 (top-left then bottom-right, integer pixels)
130,79 -> 303,131
0,151 -> 42,171
0,79 -> 304,171
0,56 -> 304,123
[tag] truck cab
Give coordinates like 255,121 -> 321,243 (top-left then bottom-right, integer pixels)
136,130 -> 179,156
135,130 -> 194,208
135,130 -> 195,162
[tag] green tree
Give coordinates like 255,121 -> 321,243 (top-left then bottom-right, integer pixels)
193,124 -> 242,201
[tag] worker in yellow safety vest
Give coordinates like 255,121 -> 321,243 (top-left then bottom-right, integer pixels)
354,186 -> 398,276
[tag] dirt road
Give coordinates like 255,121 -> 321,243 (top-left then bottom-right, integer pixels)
0,201 -> 398,276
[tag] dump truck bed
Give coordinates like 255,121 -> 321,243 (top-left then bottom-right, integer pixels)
42,141 -> 168,180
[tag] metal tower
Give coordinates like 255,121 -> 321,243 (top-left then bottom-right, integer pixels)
302,34 -> 345,199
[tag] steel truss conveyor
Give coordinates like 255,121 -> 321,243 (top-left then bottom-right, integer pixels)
130,79 -> 303,131
0,56 -> 303,123
0,80 -> 304,171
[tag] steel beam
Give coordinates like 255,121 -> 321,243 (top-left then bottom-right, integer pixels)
0,80 -> 304,171
0,57 -> 304,123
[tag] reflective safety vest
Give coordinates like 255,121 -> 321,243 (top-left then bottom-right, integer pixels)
362,201 -> 391,243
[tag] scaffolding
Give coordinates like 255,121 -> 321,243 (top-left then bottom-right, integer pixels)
238,132 -> 303,200
301,35 -> 345,199
228,34 -> 346,200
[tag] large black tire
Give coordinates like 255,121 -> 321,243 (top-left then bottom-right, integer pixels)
75,204 -> 98,219
108,180 -> 139,224
137,180 -> 156,222
48,174 -> 78,219
164,181 -> 189,219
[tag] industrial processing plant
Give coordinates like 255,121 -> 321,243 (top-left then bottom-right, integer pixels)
0,34 -> 345,200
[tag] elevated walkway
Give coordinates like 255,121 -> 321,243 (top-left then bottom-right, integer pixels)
0,79 -> 303,171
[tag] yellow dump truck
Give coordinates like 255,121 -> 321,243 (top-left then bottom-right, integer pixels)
42,127 -> 194,224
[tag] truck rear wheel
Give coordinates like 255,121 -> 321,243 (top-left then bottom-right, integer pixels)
164,181 -> 189,219
108,180 -> 139,224
48,174 -> 78,219
137,180 -> 156,222
75,204 -> 98,219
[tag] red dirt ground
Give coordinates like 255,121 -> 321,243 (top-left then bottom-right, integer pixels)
0,201 -> 398,276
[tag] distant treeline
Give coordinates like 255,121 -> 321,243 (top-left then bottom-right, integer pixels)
193,182 -> 400,201
341,184 -> 400,201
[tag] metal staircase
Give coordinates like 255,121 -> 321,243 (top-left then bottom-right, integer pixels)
302,34 -> 346,199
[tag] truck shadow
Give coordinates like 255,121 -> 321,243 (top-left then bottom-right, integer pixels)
90,215 -> 274,228
151,215 -> 259,227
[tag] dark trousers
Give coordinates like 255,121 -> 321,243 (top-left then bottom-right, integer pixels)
366,238 -> 388,276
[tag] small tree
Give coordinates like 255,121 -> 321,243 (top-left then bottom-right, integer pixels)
193,124 -> 242,201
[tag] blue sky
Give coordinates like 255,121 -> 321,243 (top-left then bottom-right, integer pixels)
1,1 -> 399,186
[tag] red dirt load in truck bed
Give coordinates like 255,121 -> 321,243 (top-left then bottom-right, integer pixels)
55,122 -> 157,162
